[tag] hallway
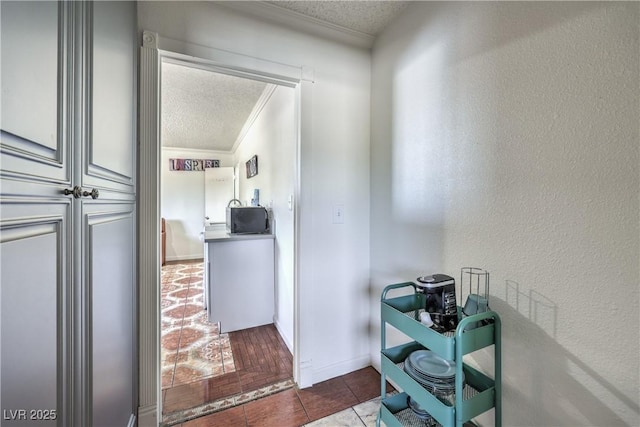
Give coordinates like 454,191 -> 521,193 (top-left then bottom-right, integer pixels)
161,261 -> 294,424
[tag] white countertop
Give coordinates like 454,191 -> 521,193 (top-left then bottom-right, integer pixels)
203,229 -> 275,242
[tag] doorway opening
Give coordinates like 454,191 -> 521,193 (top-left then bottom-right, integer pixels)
158,57 -> 298,423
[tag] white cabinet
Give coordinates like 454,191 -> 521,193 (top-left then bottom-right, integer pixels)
206,236 -> 275,333
203,238 -> 210,310
1,2 -> 137,426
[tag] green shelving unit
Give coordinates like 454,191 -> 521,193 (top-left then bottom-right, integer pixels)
377,282 -> 502,427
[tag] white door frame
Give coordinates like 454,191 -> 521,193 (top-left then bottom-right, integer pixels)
137,31 -> 313,426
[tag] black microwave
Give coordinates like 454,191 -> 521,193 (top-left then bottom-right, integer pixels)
226,206 -> 269,234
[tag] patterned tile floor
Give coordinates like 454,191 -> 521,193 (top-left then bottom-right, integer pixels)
161,261 -> 235,389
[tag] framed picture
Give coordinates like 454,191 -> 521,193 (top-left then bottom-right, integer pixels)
246,155 -> 258,178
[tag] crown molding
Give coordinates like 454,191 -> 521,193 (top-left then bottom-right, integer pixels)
218,1 -> 375,50
231,83 -> 278,153
160,146 -> 233,156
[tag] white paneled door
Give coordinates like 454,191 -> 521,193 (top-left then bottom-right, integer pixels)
1,2 -> 137,427
205,167 -> 235,223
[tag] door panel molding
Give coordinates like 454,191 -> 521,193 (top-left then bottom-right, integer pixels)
83,206 -> 136,427
1,131 -> 63,167
0,209 -> 72,427
1,215 -> 63,241
1,1 -> 64,149
85,207 -> 135,226
84,163 -> 135,190
0,1 -> 72,185
82,1 -> 136,190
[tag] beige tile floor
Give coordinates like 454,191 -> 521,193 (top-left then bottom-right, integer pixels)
303,396 -> 383,427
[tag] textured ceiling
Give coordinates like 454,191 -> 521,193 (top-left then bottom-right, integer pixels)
161,62 -> 267,151
161,1 -> 410,152
268,1 -> 410,35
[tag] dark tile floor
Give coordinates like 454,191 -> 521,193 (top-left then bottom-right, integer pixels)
163,324 -> 293,414
230,324 -> 293,391
178,366 -> 394,427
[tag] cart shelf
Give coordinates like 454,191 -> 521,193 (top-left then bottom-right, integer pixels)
378,282 -> 502,427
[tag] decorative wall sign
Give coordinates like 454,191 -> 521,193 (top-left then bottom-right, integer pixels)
246,155 -> 258,178
169,159 -> 219,171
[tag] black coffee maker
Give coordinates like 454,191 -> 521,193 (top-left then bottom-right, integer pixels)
415,274 -> 458,332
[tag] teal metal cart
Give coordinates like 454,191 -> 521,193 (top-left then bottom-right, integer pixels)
377,282 -> 502,427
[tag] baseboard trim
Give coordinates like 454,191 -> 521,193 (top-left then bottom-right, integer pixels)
165,255 -> 204,263
312,354 -> 371,384
273,318 -> 294,354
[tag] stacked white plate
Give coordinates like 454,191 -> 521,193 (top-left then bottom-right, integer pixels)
406,396 -> 434,423
404,350 -> 465,417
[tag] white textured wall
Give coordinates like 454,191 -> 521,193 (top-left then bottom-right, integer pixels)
371,2 -> 639,426
234,85 -> 297,351
140,1 -> 371,382
160,148 -> 233,261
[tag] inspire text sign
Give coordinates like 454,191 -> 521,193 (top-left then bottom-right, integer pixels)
169,159 -> 220,171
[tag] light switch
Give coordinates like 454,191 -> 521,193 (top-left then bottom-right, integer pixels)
333,205 -> 344,224
288,194 -> 293,211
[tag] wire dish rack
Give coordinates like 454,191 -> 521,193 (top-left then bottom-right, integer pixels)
378,282 -> 502,427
